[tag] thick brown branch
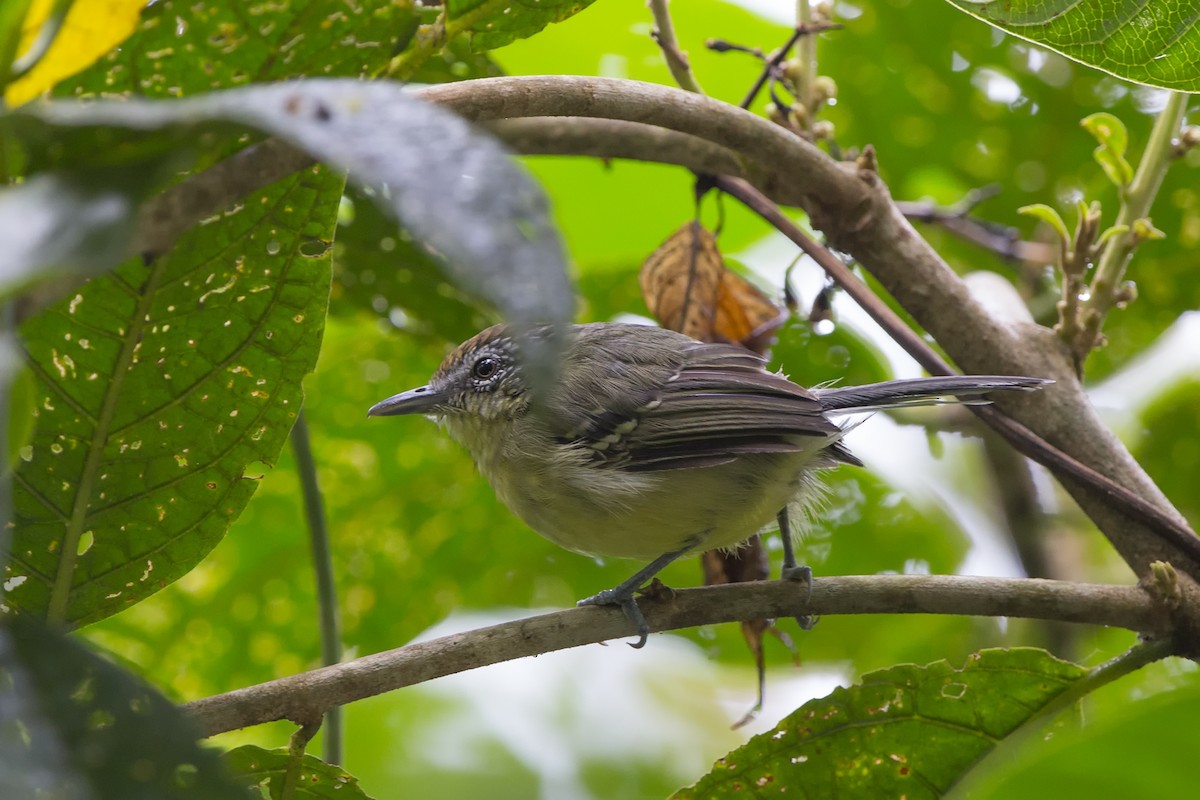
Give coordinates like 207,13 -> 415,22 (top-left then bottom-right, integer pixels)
184,575 -> 1165,737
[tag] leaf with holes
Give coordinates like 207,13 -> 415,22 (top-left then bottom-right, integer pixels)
56,0 -> 421,100
0,615 -> 252,799
447,0 -> 599,51
944,0 -> 1200,91
225,745 -> 375,800
9,159 -> 337,626
673,648 -> 1086,799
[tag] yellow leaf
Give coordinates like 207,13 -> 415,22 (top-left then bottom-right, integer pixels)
6,0 -> 146,106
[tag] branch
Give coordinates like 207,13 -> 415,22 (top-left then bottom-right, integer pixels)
183,575 -> 1166,737
895,196 -> 1058,264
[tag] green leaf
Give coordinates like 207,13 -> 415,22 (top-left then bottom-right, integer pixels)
1017,204 -> 1070,246
0,615 -> 252,799
60,0 -> 420,99
674,649 -> 1086,799
447,0 -> 600,51
1132,217 -> 1166,241
10,163 -> 339,626
225,745 -> 375,800
944,1 -> 1200,91
1080,112 -> 1134,188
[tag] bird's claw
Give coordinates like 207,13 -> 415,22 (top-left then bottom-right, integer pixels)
781,564 -> 818,630
578,587 -> 651,649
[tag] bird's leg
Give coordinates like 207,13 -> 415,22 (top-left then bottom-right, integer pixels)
778,507 -> 817,630
577,537 -> 700,649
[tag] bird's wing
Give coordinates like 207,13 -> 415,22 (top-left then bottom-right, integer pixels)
554,340 -> 845,472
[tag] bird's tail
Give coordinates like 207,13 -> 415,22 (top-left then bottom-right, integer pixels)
815,375 -> 1050,415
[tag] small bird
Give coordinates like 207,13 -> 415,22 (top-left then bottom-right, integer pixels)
369,322 -> 1048,647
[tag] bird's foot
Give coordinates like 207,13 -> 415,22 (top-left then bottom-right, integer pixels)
781,564 -> 818,630
578,586 -> 651,649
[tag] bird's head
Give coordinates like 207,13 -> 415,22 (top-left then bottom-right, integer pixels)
367,324 -> 532,424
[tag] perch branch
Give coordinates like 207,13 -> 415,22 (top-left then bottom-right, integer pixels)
184,575 -> 1167,737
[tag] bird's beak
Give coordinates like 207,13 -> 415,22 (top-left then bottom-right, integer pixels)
367,385 -> 448,417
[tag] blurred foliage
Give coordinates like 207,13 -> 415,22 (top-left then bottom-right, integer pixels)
0,615 -> 250,799
4,0 -> 1198,798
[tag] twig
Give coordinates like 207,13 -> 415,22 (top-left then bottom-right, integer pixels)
183,575 -> 1167,737
737,28 -> 802,110
290,410 -> 343,765
1076,92 -> 1187,358
647,0 -> 703,94
895,188 -> 1058,264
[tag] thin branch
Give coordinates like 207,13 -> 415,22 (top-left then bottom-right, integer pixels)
290,410 -> 343,765
737,28 -> 801,110
895,195 -> 1057,264
183,575 -> 1167,738
1077,92 -> 1187,358
647,0 -> 703,94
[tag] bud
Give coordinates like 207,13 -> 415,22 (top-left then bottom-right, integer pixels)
811,120 -> 835,140
782,57 -> 806,86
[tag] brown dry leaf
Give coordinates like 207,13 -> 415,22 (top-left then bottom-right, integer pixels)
641,221 -> 785,352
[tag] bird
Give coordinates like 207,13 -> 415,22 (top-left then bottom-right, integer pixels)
368,321 -> 1049,647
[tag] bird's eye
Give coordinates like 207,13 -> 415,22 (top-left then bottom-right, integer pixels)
472,356 -> 500,381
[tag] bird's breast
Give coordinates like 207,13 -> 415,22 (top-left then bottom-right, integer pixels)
484,442 -> 824,561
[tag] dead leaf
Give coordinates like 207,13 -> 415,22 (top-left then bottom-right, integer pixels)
640,221 -> 785,351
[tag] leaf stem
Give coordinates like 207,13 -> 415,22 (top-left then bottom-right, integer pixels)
1077,92 -> 1187,358
290,409 -> 342,765
281,720 -> 321,800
